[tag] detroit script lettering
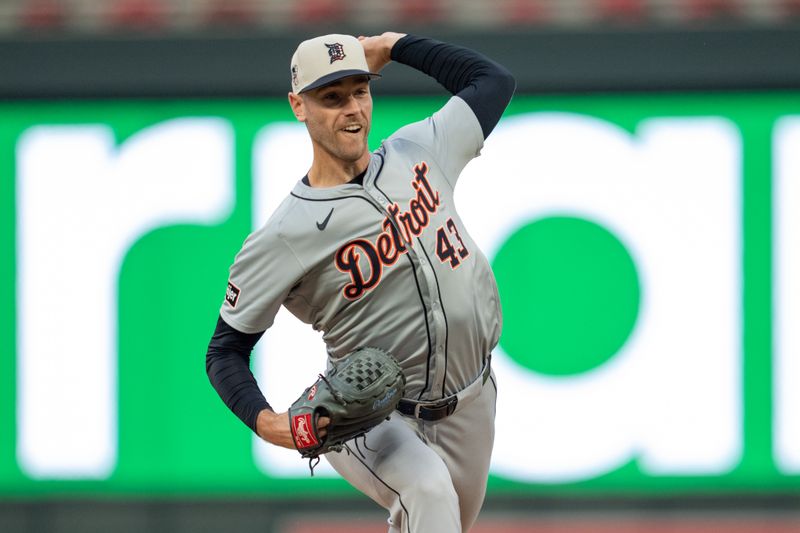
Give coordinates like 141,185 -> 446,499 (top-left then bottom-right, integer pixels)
335,162 -> 440,300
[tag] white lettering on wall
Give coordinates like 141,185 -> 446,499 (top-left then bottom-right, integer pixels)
774,116 -> 800,474
17,119 -> 233,479
457,113 -> 742,482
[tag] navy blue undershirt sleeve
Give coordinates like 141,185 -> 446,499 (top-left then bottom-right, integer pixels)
206,315 -> 271,433
390,34 -> 516,138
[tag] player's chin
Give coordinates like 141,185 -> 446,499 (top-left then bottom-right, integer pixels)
337,129 -> 367,144
335,138 -> 368,160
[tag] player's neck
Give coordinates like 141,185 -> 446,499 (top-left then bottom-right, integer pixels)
307,150 -> 370,188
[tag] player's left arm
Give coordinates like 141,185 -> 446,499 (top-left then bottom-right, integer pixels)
361,33 -> 515,185
360,32 -> 516,140
389,34 -> 516,140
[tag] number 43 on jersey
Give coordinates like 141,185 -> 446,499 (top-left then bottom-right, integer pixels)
436,217 -> 470,268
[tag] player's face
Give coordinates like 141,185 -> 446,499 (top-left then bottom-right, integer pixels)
293,76 -> 373,164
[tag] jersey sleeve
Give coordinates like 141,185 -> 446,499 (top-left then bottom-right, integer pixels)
390,95 -> 484,188
390,34 -> 516,139
219,222 -> 306,334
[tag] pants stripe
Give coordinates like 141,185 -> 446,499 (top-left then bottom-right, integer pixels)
345,442 -> 412,533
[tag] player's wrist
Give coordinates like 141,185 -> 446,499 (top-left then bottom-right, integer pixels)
381,31 -> 406,55
359,32 -> 406,73
255,408 -> 283,444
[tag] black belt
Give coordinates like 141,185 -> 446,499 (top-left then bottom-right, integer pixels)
397,395 -> 458,421
396,356 -> 491,422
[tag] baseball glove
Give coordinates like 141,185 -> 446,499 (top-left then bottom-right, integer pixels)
288,347 -> 405,463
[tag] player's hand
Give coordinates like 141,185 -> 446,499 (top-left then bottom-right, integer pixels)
256,409 -> 330,450
358,32 -> 406,73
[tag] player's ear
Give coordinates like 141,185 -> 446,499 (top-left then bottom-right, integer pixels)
288,92 -> 306,122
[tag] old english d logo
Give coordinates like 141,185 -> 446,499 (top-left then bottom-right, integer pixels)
292,413 -> 318,448
325,42 -> 346,63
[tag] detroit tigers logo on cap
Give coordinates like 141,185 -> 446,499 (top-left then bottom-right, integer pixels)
325,42 -> 346,64
289,34 -> 381,93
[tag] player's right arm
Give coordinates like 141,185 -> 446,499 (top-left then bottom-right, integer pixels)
206,317 -> 273,441
205,220 -> 327,448
206,317 -> 328,448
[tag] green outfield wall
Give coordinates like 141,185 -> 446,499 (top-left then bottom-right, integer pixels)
1,92 -> 799,498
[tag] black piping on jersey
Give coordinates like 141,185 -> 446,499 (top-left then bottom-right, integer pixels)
416,237 -> 451,399
289,192 -> 379,204
366,152 -> 434,400
290,157 -> 435,399
401,250 -> 434,400
344,442 -> 412,533
372,159 -> 443,401
290,148 -> 385,204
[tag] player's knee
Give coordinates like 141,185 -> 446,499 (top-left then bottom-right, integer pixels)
410,466 -> 459,508
399,473 -> 461,532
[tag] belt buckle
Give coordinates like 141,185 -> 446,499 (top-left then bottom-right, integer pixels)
415,396 -> 457,420
444,397 -> 458,416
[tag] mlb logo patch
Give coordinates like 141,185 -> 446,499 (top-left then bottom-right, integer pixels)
325,42 -> 346,64
225,281 -> 240,308
291,413 -> 318,449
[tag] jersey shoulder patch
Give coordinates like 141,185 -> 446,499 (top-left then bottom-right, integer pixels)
225,280 -> 241,308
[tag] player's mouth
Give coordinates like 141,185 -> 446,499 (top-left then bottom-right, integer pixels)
341,124 -> 363,135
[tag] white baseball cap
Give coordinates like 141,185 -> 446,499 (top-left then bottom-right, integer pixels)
290,34 -> 381,94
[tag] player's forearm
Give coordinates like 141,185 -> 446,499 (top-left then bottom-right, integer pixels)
390,34 -> 516,138
205,315 -> 272,433
255,409 -> 296,448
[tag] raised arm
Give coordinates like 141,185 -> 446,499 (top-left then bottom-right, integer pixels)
360,33 -> 515,139
394,35 -> 515,138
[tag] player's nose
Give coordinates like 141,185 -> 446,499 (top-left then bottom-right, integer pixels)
341,94 -> 362,115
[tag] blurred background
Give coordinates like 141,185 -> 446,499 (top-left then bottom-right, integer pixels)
1,0 -> 800,34
2,0 -> 800,532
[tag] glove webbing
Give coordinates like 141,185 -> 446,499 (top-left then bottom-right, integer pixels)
318,373 -> 345,403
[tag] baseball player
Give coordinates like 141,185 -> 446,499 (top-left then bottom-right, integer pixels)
206,31 -> 515,532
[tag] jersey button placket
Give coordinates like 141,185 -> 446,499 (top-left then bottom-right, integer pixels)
366,184 -> 445,397
423,264 -> 447,393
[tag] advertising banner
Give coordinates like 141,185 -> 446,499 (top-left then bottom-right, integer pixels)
1,93 -> 799,496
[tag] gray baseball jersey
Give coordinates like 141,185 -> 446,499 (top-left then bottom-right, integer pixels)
220,95 -> 501,401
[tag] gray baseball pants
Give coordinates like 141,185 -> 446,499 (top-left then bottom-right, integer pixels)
326,372 -> 497,533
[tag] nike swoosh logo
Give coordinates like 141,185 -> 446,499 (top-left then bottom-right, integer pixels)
316,208 -> 334,231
